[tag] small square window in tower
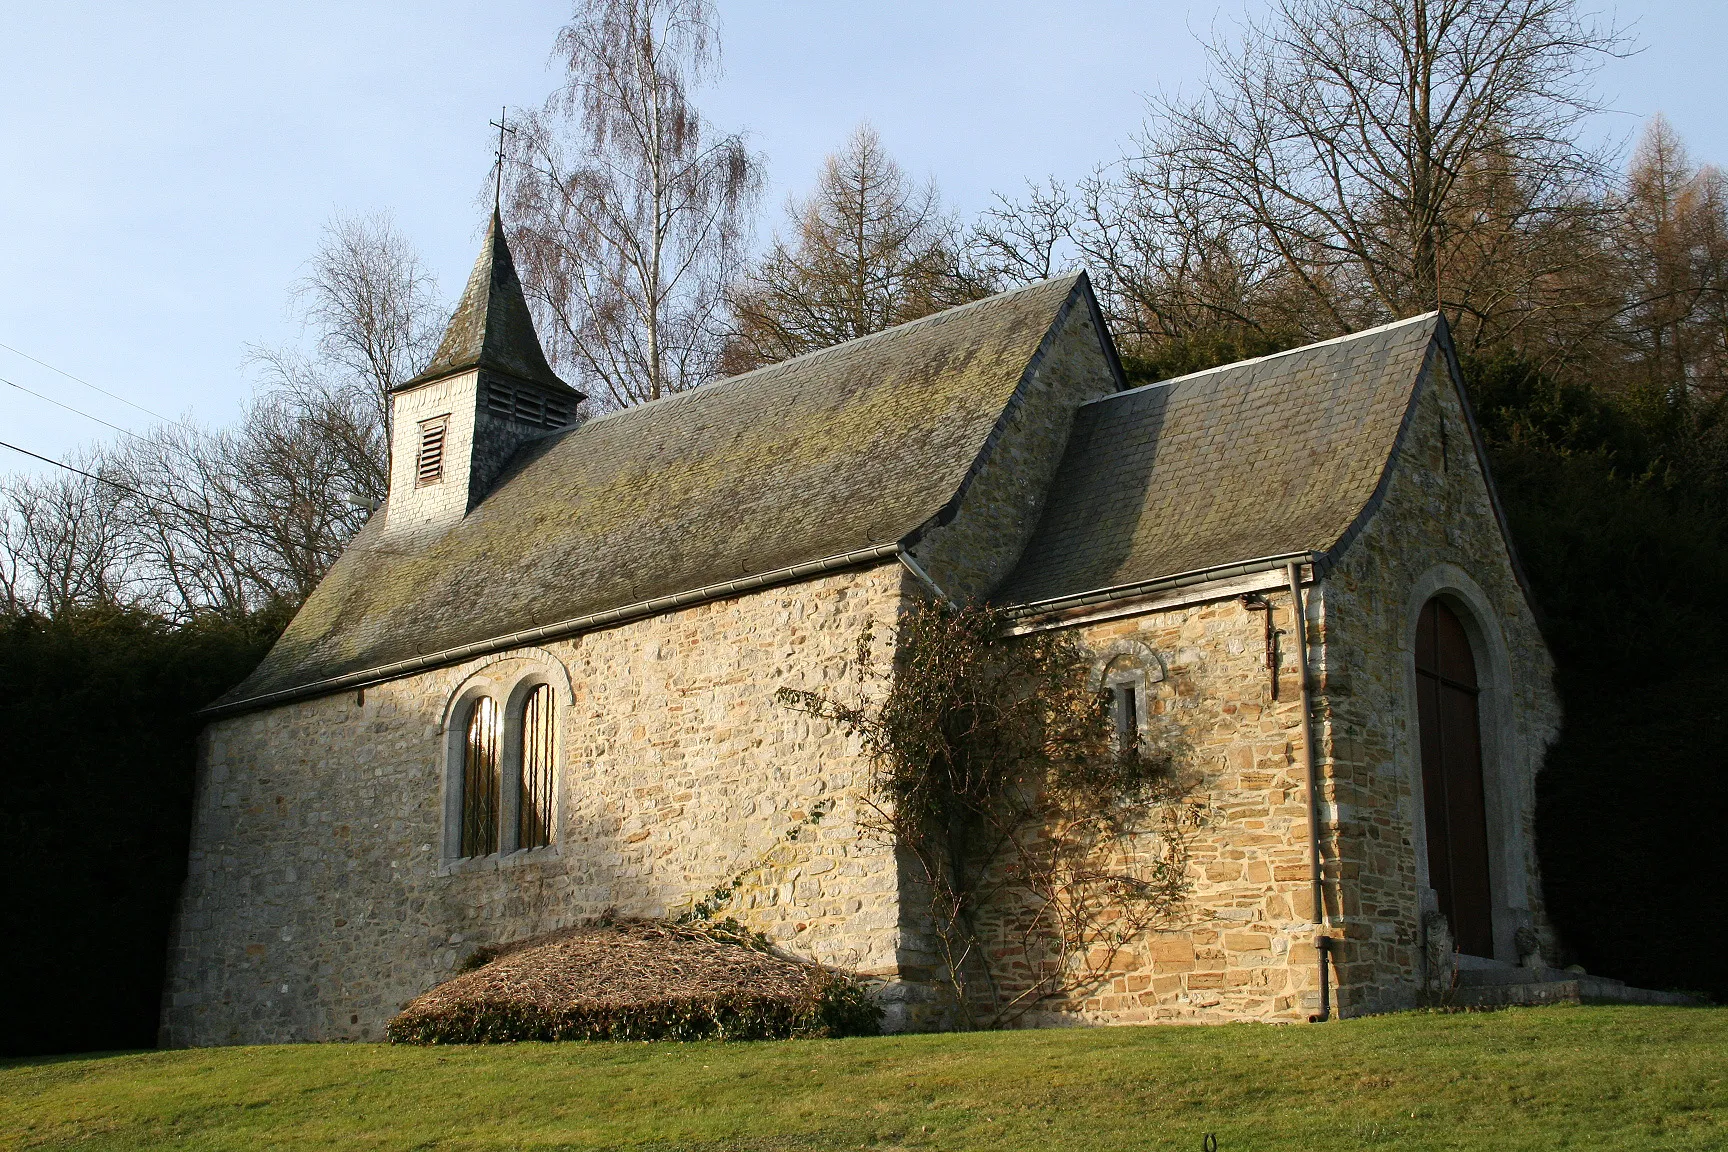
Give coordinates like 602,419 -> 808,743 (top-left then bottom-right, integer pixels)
416,416 -> 449,487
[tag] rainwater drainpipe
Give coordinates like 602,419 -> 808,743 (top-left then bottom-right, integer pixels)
1287,560 -> 1334,1021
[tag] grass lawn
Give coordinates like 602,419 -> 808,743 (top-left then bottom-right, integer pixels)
2,1005 -> 1723,1151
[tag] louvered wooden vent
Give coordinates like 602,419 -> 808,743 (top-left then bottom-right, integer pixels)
415,416 -> 448,487
484,380 -> 573,429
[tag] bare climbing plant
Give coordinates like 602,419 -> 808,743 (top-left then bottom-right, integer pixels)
778,601 -> 1202,1029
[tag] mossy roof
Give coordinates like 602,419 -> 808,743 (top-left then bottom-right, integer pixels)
998,312 -> 1443,608
215,274 -> 1093,710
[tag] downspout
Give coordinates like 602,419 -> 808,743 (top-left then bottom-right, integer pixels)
897,549 -> 955,606
1287,560 -> 1334,1021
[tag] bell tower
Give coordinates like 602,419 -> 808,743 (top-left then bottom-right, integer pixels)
383,211 -> 584,538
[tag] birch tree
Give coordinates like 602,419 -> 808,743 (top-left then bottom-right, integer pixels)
506,0 -> 761,406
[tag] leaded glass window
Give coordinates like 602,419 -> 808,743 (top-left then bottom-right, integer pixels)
461,696 -> 500,857
518,684 -> 555,849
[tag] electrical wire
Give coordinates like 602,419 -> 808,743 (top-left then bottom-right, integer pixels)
0,437 -> 283,537
0,437 -> 131,491
0,339 -> 186,428
2,374 -> 150,442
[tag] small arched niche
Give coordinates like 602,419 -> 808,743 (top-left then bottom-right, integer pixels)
1090,639 -> 1166,754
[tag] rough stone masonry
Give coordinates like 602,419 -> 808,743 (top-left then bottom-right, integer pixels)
161,217 -> 1560,1045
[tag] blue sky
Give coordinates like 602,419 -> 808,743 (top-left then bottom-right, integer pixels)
2,2 -> 1722,476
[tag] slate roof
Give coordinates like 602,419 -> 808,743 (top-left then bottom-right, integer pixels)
997,312 -> 1442,609
399,210 -> 580,397
213,274 -> 1095,710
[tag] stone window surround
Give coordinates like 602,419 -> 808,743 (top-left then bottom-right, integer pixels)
437,648 -> 576,873
1397,563 -> 1533,964
1089,638 -> 1166,750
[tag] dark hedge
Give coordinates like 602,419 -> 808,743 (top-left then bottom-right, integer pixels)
0,606 -> 279,1056
1462,355 -> 1728,998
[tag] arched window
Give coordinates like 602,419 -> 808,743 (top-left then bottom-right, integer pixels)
460,696 -> 500,857
517,684 -> 555,850
1103,655 -> 1144,755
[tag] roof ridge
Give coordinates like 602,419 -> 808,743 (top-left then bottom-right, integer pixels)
1082,310 -> 1440,408
579,273 -> 1085,430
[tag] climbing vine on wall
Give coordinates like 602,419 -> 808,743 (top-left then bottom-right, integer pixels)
778,601 -> 1200,1029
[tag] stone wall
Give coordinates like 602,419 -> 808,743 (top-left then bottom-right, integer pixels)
162,562 -> 914,1046
1004,584 -> 1323,1025
908,301 -> 1117,602
1315,350 -> 1562,1015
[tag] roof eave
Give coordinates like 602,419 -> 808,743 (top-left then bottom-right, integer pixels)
200,542 -> 904,719
393,359 -> 585,401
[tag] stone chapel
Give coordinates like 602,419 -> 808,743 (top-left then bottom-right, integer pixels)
163,211 -> 1568,1046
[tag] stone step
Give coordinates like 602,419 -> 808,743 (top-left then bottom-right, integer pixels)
1456,965 -> 1605,988
1451,979 -> 1583,1008
1448,976 -> 1699,1009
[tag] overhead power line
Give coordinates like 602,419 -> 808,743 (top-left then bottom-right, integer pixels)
0,437 -> 259,537
0,437 -> 142,494
0,339 -> 186,429
2,375 -> 149,442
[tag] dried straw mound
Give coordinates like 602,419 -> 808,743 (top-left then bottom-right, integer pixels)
386,920 -> 882,1044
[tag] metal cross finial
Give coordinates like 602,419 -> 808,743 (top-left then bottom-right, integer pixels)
489,106 -> 517,212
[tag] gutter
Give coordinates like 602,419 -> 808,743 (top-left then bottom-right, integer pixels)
896,550 -> 954,605
1003,551 -> 1322,622
200,541 -> 904,719
1286,559 -> 1327,929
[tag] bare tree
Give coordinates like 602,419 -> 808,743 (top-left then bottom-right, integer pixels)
0,453 -> 134,616
975,159 -> 1312,377
291,211 -> 442,438
1160,0 -> 1626,347
243,207 -> 439,526
104,374 -> 384,619
505,0 -> 761,407
970,179 -> 1077,289
0,503 -> 22,615
0,210 -> 434,622
983,0 -> 1629,369
724,125 -> 985,371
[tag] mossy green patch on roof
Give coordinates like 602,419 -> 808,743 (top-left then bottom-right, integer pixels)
998,313 -> 1442,607
217,275 -> 1090,709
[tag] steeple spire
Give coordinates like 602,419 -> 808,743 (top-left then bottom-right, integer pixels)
397,213 -> 580,402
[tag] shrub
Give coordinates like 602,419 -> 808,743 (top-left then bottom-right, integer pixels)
386,920 -> 882,1044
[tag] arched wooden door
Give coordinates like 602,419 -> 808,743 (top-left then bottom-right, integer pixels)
1415,599 -> 1495,957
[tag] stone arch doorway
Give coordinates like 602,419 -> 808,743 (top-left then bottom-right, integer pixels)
1415,597 -> 1495,957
